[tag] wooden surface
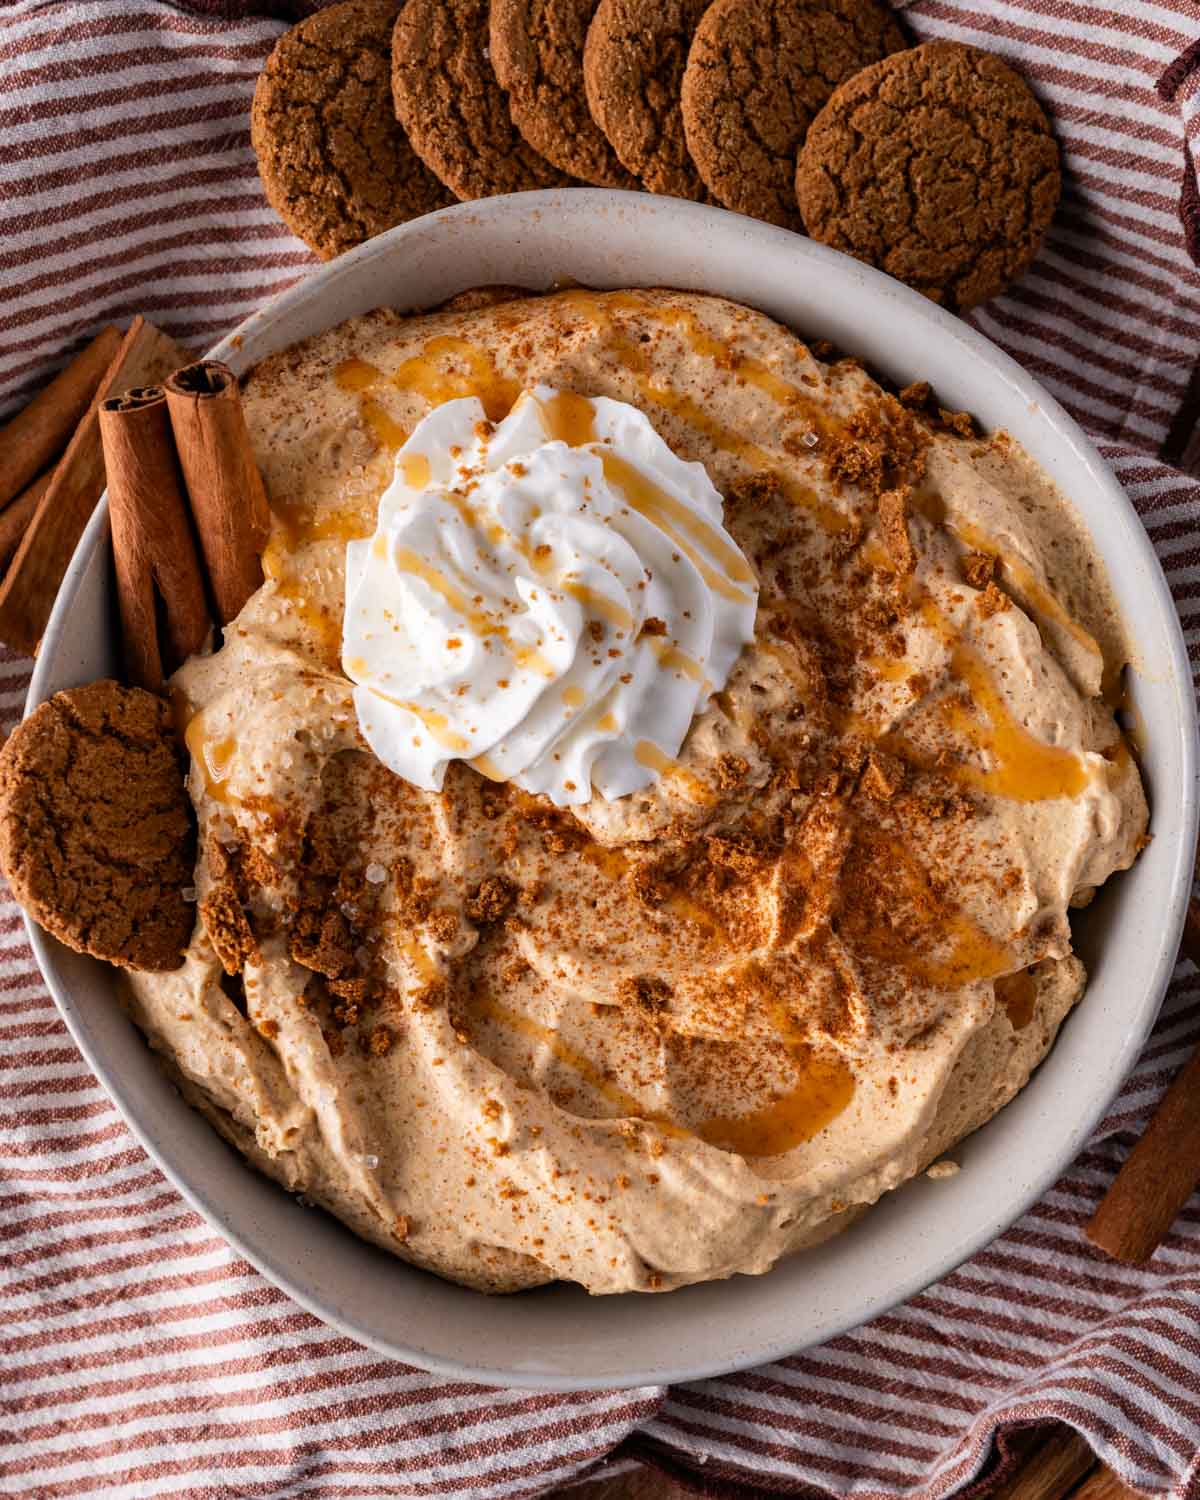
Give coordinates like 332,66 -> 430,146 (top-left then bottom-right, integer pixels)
551,1423 -> 1147,1498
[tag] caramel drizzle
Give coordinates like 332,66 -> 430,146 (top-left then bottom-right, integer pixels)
834,830 -> 1018,992
400,452 -> 431,489
694,963 -> 855,1158
940,644 -> 1090,803
599,450 -> 755,604
693,1045 -> 854,1159
269,497 -> 372,550
915,595 -> 1091,803
262,546 -> 343,671
995,968 -> 1037,1029
473,988 -> 853,1159
361,399 -> 407,453
333,357 -> 381,392
367,691 -> 470,751
391,336 -> 520,422
633,739 -> 711,803
470,752 -> 506,781
649,637 -> 705,682
513,642 -> 558,679
181,704 -> 239,805
559,580 -> 633,631
381,544 -> 561,679
557,289 -> 853,538
389,546 -> 510,642
262,498 -> 373,671
534,389 -> 597,447
911,489 -> 1107,678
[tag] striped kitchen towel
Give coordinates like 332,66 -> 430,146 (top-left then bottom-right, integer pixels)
2,1 -> 1200,1496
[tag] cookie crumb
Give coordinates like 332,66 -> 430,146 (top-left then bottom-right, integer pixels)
466,875 -> 517,924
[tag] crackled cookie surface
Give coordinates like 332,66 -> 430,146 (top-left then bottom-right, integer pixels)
583,0 -> 712,200
490,0 -> 637,188
0,681 -> 194,972
251,0 -> 452,260
796,41 -> 1061,310
392,0 -> 574,200
682,0 -> 906,230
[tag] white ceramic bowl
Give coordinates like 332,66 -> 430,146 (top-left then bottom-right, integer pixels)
27,191 -> 1198,1390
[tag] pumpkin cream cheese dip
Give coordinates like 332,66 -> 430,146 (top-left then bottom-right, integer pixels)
128,287 -> 1148,1295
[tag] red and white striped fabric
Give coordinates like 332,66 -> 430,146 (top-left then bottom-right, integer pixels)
2,2 -> 1200,1496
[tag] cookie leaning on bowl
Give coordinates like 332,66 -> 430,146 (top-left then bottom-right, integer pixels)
0,681 -> 196,972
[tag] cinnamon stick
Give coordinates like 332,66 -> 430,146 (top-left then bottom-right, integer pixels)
1085,1040 -> 1200,1262
0,326 -> 122,510
0,470 -> 54,575
164,361 -> 269,624
1084,891 -> 1200,1264
0,318 -> 189,657
99,388 -> 210,693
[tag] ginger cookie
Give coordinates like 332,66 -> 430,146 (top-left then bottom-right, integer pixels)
392,0 -> 574,201
583,0 -> 712,200
681,0 -> 906,231
0,682 -> 196,972
796,41 -> 1061,312
490,0 -> 637,188
251,0 -> 452,261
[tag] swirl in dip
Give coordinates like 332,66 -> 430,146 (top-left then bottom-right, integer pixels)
130,288 -> 1148,1294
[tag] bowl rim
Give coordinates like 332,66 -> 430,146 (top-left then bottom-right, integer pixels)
24,189 -> 1200,1390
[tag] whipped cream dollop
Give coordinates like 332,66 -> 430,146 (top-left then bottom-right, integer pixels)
342,385 -> 758,805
